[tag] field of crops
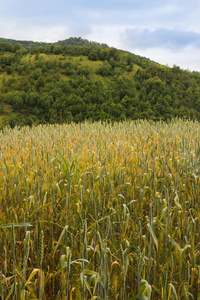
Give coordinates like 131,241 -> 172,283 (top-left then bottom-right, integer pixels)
0,119 -> 200,299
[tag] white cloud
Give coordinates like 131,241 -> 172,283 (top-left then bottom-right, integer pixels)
85,25 -> 126,48
120,28 -> 200,51
122,46 -> 200,71
0,20 -> 72,42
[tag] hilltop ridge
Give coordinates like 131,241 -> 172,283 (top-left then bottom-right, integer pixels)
0,36 -> 108,49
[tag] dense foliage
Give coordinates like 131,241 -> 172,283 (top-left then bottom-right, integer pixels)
0,38 -> 200,128
0,36 -> 108,50
0,120 -> 200,299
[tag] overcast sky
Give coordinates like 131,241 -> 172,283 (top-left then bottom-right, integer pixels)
1,0 -> 200,71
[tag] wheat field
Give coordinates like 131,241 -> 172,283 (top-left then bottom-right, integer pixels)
0,119 -> 199,299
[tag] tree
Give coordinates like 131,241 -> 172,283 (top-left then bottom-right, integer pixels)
12,95 -> 23,110
96,61 -> 112,77
32,68 -> 42,80
0,95 -> 5,114
27,92 -> 40,106
88,48 -> 99,61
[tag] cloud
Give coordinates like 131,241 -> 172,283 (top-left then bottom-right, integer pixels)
85,25 -> 127,48
121,28 -> 200,51
0,15 -> 92,43
0,21 -> 72,42
126,46 -> 200,71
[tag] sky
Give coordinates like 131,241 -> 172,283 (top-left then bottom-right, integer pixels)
1,0 -> 200,71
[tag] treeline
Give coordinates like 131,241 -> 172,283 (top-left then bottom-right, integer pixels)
55,37 -> 108,48
0,36 -> 108,50
0,38 -> 48,50
0,40 -> 200,128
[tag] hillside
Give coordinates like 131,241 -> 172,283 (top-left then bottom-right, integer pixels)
0,37 -> 200,128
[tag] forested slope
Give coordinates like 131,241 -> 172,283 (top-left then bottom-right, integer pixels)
0,38 -> 200,128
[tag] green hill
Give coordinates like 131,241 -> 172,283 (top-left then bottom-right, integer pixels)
0,37 -> 200,128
